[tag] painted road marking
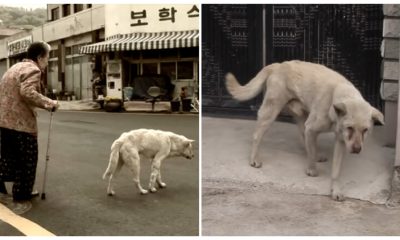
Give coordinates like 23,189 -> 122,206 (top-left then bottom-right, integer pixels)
0,203 -> 55,236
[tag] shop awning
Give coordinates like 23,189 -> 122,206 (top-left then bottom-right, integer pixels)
79,30 -> 199,54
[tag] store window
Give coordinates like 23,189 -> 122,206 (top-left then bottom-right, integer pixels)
51,7 -> 59,21
65,46 -> 72,56
142,51 -> 159,59
48,60 -> 57,73
160,49 -> 178,59
62,4 -> 71,17
142,63 -> 158,75
74,4 -> 84,13
160,62 -> 176,80
72,45 -> 80,55
49,49 -> 58,59
180,47 -> 198,58
177,61 -> 193,79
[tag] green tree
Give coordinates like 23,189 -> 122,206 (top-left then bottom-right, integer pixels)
0,6 -> 46,27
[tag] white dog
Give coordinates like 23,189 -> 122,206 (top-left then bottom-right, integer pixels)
102,129 -> 195,195
226,60 -> 384,201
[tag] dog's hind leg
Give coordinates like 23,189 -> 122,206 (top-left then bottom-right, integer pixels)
286,100 -> 307,146
250,80 -> 290,168
106,158 -> 123,196
106,175 -> 115,196
123,149 -> 148,195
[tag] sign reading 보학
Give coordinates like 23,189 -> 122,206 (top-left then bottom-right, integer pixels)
131,5 -> 199,27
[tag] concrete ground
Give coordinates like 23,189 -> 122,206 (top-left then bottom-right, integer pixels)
202,116 -> 400,236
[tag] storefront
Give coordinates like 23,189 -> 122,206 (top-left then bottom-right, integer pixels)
38,4 -> 105,100
7,35 -> 32,67
79,4 -> 199,102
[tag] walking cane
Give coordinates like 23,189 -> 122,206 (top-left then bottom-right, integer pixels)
41,107 -> 55,200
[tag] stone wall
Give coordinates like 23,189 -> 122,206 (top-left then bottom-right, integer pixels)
381,4 -> 400,149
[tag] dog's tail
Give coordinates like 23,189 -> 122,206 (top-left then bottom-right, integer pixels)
225,63 -> 279,101
102,138 -> 124,180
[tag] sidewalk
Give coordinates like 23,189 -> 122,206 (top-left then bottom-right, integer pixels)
57,99 -> 198,113
58,99 -> 101,111
202,116 -> 399,235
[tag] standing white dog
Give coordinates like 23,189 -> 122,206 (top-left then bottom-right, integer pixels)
102,129 -> 195,195
226,60 -> 384,201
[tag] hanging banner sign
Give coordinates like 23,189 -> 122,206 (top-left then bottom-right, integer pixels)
8,35 -> 32,57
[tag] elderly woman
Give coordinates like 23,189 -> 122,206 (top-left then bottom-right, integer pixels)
0,42 -> 59,208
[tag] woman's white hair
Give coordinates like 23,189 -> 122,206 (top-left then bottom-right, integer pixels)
41,41 -> 51,52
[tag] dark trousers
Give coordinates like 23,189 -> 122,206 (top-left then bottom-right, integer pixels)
0,127 -> 38,201
0,181 -> 6,194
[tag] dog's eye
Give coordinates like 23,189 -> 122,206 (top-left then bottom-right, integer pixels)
362,128 -> 368,134
347,127 -> 354,139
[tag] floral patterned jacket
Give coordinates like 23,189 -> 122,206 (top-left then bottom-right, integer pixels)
0,59 -> 55,134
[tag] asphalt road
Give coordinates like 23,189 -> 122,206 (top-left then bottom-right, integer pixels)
0,110 -> 199,236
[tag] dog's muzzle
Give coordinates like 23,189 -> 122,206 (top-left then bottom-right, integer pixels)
185,154 -> 194,160
351,146 -> 362,154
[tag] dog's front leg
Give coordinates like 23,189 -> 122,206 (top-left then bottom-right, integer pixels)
331,138 -> 346,201
304,128 -> 319,177
156,172 -> 167,188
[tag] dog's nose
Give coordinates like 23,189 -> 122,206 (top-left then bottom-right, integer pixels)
351,146 -> 361,154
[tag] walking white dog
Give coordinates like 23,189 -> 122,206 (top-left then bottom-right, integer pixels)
102,129 -> 195,195
226,60 -> 384,201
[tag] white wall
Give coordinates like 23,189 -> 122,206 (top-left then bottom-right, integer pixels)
0,39 -> 7,60
64,33 -> 93,47
42,5 -> 105,42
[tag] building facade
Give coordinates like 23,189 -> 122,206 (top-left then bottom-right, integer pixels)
43,4 -> 105,100
80,4 -> 199,101
0,4 -> 199,102
0,4 -> 105,100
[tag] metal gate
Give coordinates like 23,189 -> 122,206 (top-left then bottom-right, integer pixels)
202,4 -> 384,116
202,5 -> 264,116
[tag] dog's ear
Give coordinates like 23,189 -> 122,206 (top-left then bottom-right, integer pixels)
371,107 -> 384,125
184,140 -> 194,148
333,102 -> 347,117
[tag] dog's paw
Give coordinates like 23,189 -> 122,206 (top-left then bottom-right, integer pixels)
158,182 -> 167,188
140,189 -> 149,195
306,168 -> 318,177
107,190 -> 115,196
331,192 -> 345,201
330,182 -> 344,201
250,161 -> 262,168
150,187 -> 157,193
318,155 -> 328,162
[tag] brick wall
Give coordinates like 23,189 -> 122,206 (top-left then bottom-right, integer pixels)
381,4 -> 400,148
